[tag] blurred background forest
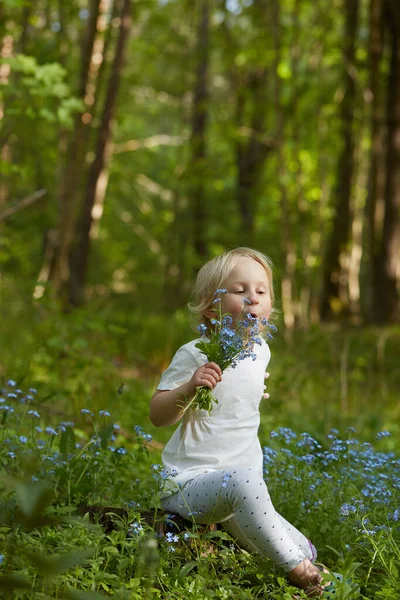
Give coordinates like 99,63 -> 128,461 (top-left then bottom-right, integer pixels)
0,0 -> 399,442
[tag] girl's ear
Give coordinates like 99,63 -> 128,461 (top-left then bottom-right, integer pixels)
203,307 -> 214,320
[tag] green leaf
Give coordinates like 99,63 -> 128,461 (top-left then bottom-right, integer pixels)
0,573 -> 32,591
24,548 -> 94,578
203,530 -> 230,540
179,561 -> 198,579
60,426 -> 76,460
15,480 -> 53,518
98,423 -> 114,450
60,587 -> 106,600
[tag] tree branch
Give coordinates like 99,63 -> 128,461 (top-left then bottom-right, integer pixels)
0,189 -> 47,223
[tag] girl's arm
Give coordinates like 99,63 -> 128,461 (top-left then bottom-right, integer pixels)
149,362 -> 222,427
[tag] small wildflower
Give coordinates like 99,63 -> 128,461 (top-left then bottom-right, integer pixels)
27,410 -> 40,418
45,427 -> 57,436
99,410 -> 110,417
0,554 -> 4,564
129,522 -> 143,535
18,436 -> 28,444
7,393 -> 17,399
7,380 -> 16,387
197,324 -> 208,335
214,289 -> 227,295
340,503 -> 357,516
81,408 -> 92,415
28,388 -> 37,395
221,472 -> 232,488
376,430 -> 391,439
116,447 -> 127,455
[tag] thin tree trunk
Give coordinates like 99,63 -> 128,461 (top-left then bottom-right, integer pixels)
375,1 -> 400,321
42,0 -> 101,301
271,0 -> 295,331
365,0 -> 386,322
68,0 -> 132,306
190,0 -> 210,261
319,0 -> 359,320
235,3 -> 274,245
236,67 -> 273,244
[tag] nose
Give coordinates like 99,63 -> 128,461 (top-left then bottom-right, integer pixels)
247,291 -> 259,305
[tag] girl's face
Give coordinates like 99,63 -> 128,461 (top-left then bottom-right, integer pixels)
206,257 -> 272,323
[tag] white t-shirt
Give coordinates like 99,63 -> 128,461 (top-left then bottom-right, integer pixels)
156,338 -> 271,492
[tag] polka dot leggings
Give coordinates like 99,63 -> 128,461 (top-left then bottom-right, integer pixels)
161,467 -> 316,572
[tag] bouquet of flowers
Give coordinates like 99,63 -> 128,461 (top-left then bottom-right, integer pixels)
189,289 -> 277,412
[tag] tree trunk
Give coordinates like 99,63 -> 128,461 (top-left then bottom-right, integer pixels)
235,68 -> 271,244
364,0 -> 386,322
319,0 -> 359,320
68,0 -> 132,306
374,1 -> 400,321
41,0 -> 101,302
234,2 -> 275,245
190,0 -> 210,262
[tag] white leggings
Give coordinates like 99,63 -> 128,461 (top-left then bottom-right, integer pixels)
161,467 -> 316,572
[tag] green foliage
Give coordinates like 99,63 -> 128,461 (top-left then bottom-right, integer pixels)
0,322 -> 399,598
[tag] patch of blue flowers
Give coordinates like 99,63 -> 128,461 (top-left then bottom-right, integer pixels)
263,426 -> 399,561
0,379 -> 154,508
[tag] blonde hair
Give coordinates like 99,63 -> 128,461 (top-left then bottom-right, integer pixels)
188,247 -> 275,329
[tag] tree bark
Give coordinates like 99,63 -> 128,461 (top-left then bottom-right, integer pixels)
43,0 -> 101,301
190,0 -> 210,262
374,1 -> 400,321
233,3 -> 275,245
319,0 -> 359,320
68,0 -> 132,306
365,0 -> 386,321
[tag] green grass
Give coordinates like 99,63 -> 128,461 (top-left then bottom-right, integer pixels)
0,297 -> 399,598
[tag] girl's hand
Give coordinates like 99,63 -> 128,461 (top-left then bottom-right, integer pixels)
190,362 -> 222,393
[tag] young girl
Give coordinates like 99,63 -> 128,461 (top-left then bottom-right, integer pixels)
150,247 -> 331,597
